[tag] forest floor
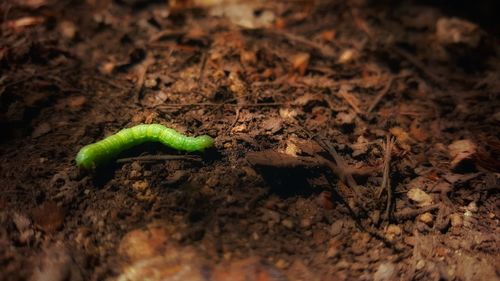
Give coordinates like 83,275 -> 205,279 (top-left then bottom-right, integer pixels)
0,0 -> 499,280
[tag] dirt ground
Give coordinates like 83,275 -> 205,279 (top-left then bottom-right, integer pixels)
0,0 -> 499,280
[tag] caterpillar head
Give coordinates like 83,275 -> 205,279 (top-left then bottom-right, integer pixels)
75,145 -> 96,170
195,135 -> 215,151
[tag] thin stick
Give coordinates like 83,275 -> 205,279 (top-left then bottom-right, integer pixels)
367,77 -> 394,113
198,51 -> 208,85
390,47 -> 447,86
133,55 -> 154,103
157,102 -> 284,108
310,134 -> 362,195
377,136 -> 394,220
116,155 -> 201,163
338,85 -> 362,114
256,28 -> 336,58
228,106 -> 241,133
393,204 -> 440,221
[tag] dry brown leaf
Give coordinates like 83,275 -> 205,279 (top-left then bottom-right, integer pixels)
410,120 -> 430,142
3,17 -> 45,30
293,93 -> 323,107
338,85 -> 361,113
407,188 -> 433,207
290,52 -> 310,75
117,246 -> 206,281
320,30 -> 336,41
261,117 -> 283,134
390,127 -> 412,151
118,224 -> 173,262
17,0 -> 49,9
32,201 -> 66,233
436,17 -> 481,48
240,50 -> 257,65
448,139 -> 476,171
338,49 -> 357,64
32,122 -> 52,138
58,21 -> 77,40
212,257 -> 288,281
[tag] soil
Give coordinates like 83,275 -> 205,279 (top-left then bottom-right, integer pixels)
0,0 -> 499,280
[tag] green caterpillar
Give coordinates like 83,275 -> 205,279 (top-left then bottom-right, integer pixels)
76,124 -> 214,170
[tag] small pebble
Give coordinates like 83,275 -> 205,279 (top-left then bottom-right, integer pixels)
407,188 -> 433,207
330,220 -> 343,236
450,213 -> 463,227
252,232 -> 259,240
418,212 -> 434,226
281,219 -> 294,229
326,239 -> 340,258
416,260 -> 426,270
386,224 -> 401,236
275,259 -> 287,269
144,78 -> 158,88
373,262 -> 396,281
467,201 -> 478,213
300,218 -> 311,228
132,180 -> 149,191
464,210 -> 473,218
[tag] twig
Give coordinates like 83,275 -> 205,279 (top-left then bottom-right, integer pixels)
367,77 -> 394,113
390,46 -> 447,86
87,75 -> 129,90
228,106 -> 241,133
392,204 -> 440,221
116,155 -> 201,163
314,136 -> 359,190
377,136 -> 395,220
251,28 -> 336,58
149,29 -> 187,43
348,6 -> 447,88
338,85 -> 362,114
133,55 -> 154,103
157,102 -> 284,108
198,51 -> 208,85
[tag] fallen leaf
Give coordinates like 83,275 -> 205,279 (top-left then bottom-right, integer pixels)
32,201 -> 66,233
117,247 -> 207,281
212,257 -> 288,281
17,0 -> 49,9
209,3 -> 275,29
118,224 -> 173,262
30,243 -> 82,281
338,49 -> 357,64
58,21 -> 77,40
293,93 -> 323,107
66,96 -> 87,109
407,188 -> 433,207
448,139 -> 476,171
32,122 -> 52,138
374,262 -> 397,281
385,224 -> 401,240
279,108 -> 298,120
320,30 -> 336,41
3,17 -> 45,30
240,50 -> 257,65
12,212 -> 33,244
436,17 -> 481,48
410,120 -> 430,142
262,117 -> 283,134
336,111 -> 356,125
290,52 -> 310,75
390,127 -> 412,151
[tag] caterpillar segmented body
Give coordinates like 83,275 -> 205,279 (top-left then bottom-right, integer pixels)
76,124 -> 214,170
